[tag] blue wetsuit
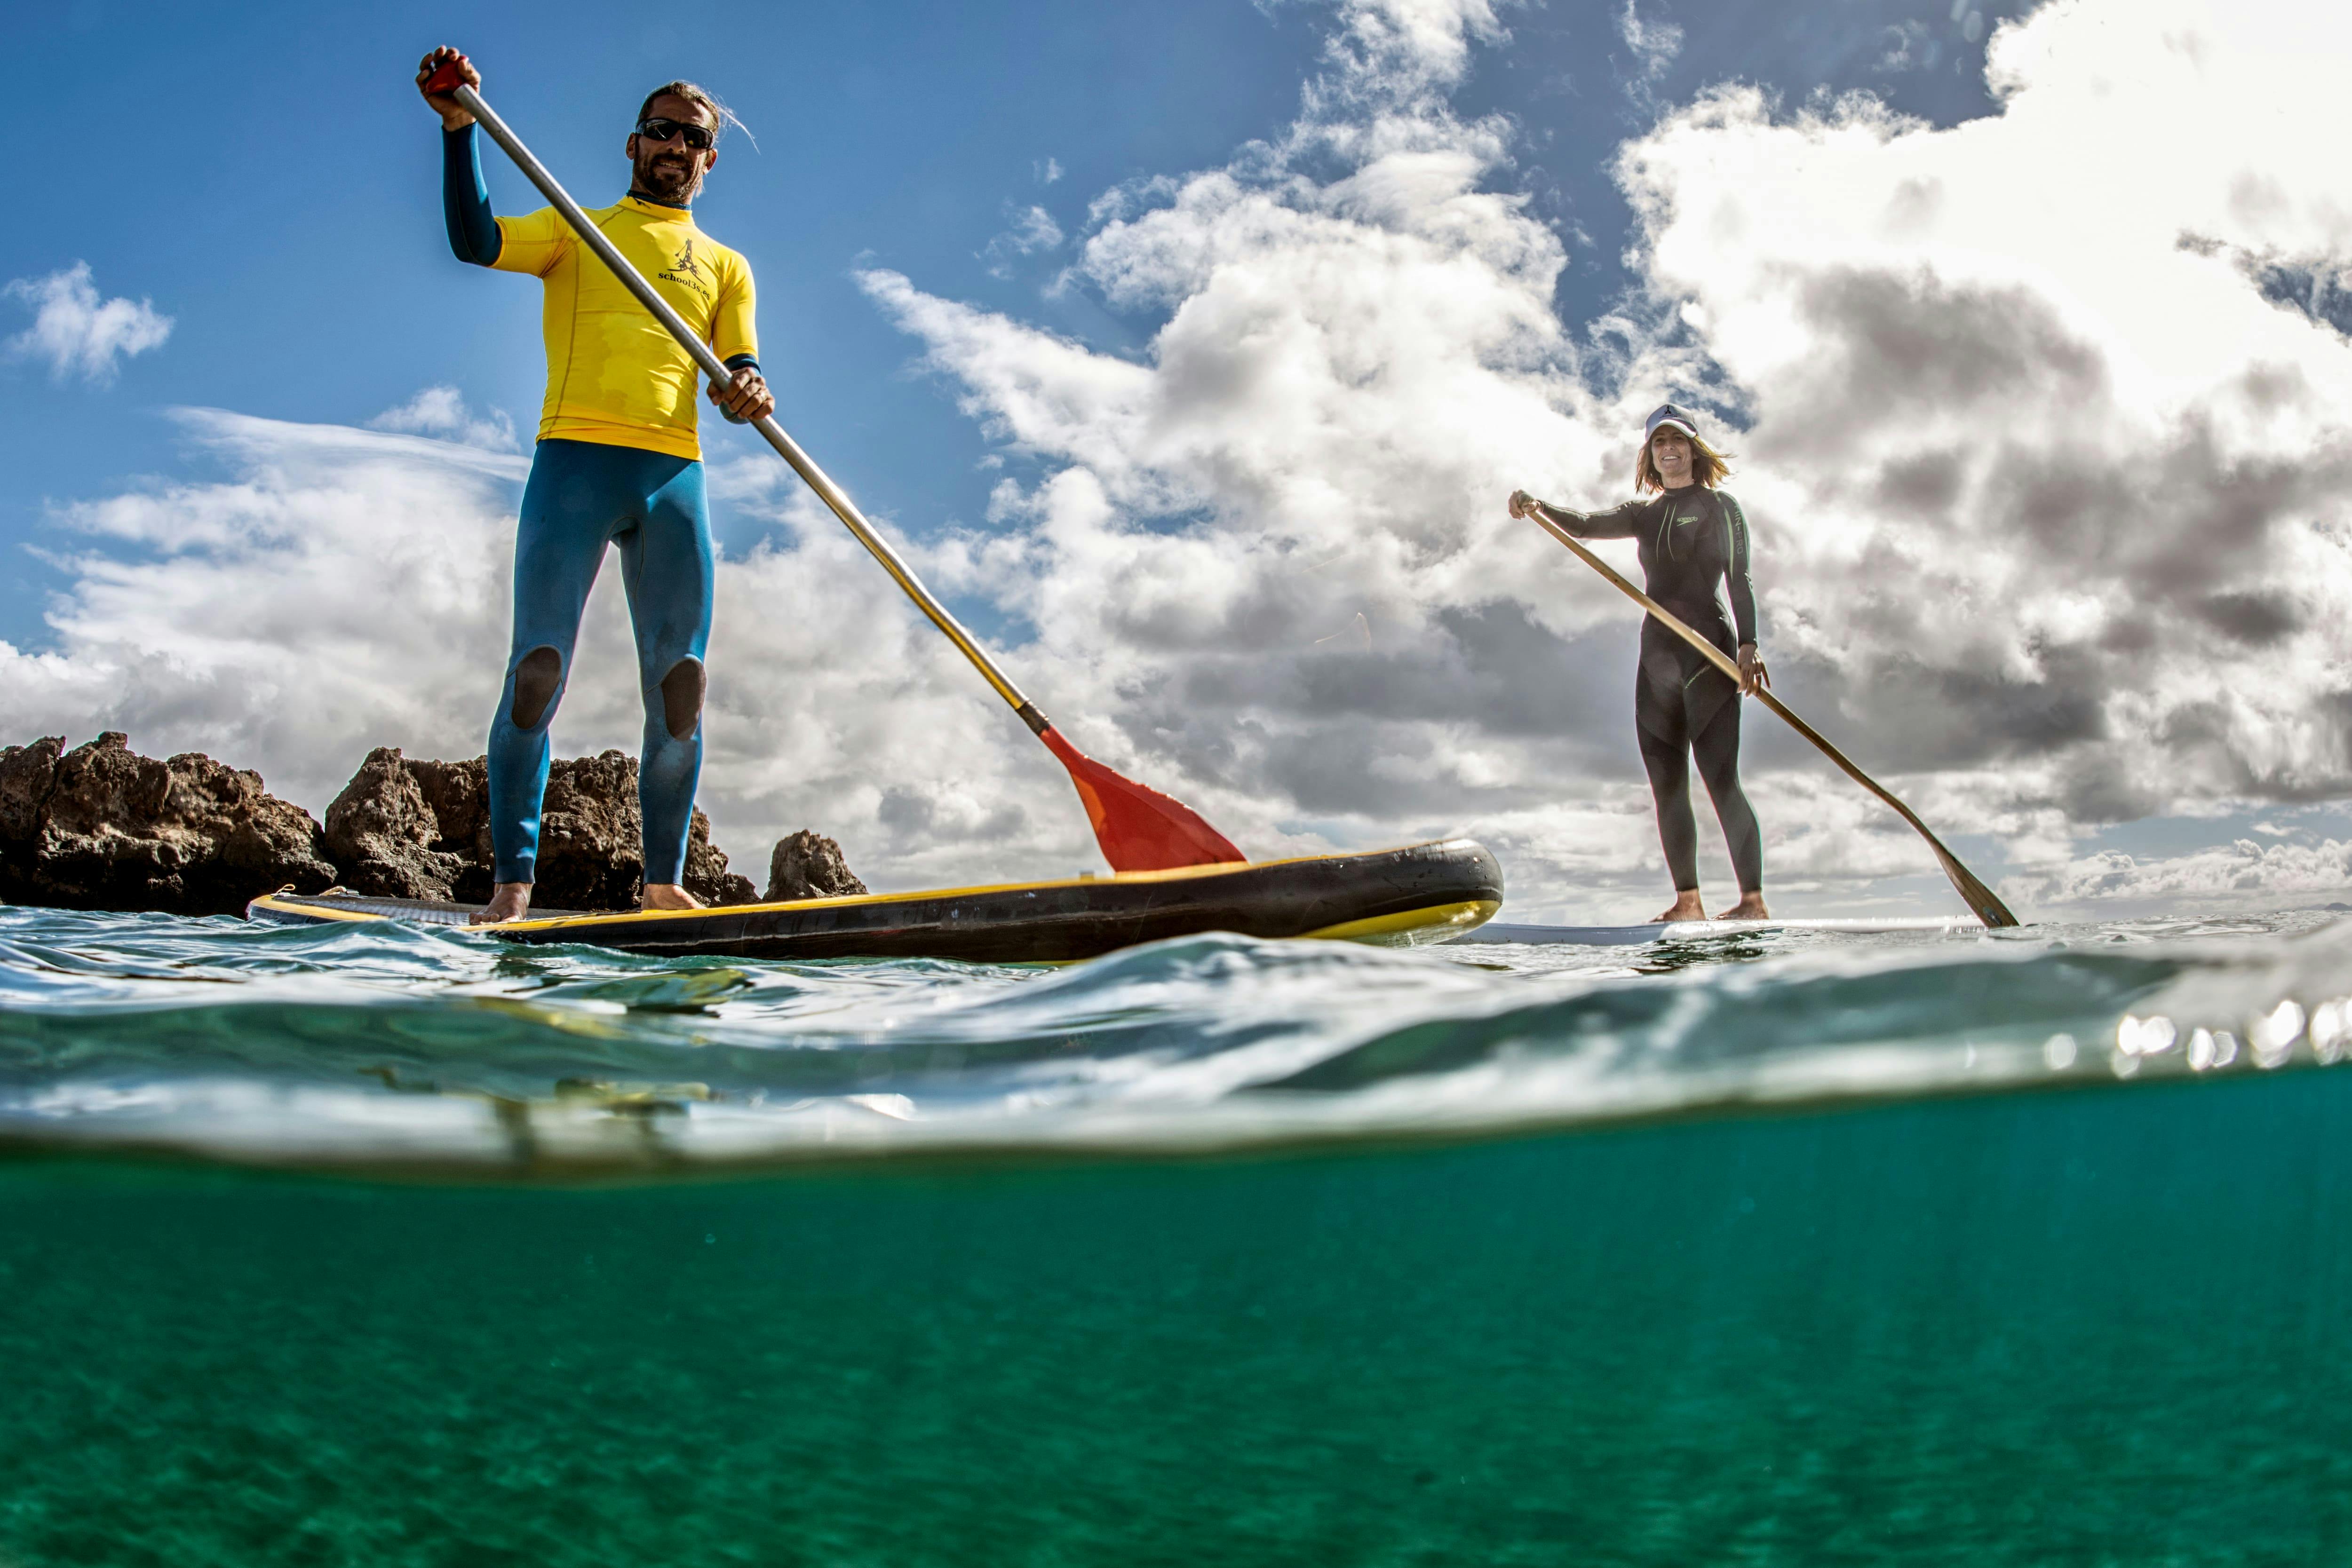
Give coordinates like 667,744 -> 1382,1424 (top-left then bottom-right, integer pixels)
491,442 -> 714,886
443,126 -> 757,888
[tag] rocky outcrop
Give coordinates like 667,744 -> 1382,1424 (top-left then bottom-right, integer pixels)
1,735 -> 863,917
766,829 -> 869,902
0,733 -> 336,915
325,748 -> 757,911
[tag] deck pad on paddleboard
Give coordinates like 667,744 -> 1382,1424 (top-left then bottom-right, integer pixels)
242,895 -> 595,928
1449,917 -> 1978,947
248,840 -> 1502,964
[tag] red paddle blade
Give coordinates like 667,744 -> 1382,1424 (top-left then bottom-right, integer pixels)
1039,726 -> 1246,871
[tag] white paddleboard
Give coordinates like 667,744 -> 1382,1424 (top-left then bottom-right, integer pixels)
1449,917 -> 1979,947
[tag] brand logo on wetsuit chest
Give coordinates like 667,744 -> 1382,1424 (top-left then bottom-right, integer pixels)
1659,502 -> 1706,561
655,238 -> 712,300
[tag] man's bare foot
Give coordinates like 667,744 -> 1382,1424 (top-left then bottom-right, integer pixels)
1653,890 -> 1707,922
640,882 -> 703,913
1716,893 -> 1771,920
472,881 -> 532,925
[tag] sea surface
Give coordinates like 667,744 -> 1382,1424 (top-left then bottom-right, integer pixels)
3,903 -> 2351,1564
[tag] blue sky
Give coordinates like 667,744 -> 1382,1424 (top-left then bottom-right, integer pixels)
8,0 -> 2350,919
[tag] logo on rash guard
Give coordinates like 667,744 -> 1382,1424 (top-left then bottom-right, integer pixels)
656,238 -> 711,300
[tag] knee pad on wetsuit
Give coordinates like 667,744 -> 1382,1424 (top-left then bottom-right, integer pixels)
510,647 -> 564,730
660,657 -> 706,741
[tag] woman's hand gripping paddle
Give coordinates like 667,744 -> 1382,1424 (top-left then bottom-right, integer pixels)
1520,504 -> 2020,929
424,58 -> 1244,872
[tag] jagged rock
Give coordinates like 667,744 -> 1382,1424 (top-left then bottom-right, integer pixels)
409,756 -> 497,896
537,752 -> 757,909
0,733 -> 335,915
323,747 -> 483,903
531,750 -> 640,910
323,748 -> 756,911
766,829 -> 868,902
684,813 -> 755,909
0,736 -> 63,851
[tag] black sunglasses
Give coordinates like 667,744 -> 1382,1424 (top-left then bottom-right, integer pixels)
636,118 -> 714,151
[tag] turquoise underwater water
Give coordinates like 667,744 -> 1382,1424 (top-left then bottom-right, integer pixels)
3,906 -> 2351,1564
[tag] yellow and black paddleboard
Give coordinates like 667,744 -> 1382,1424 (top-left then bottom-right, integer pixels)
246,839 -> 1502,963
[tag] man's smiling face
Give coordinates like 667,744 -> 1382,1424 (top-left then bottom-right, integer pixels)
628,93 -> 718,205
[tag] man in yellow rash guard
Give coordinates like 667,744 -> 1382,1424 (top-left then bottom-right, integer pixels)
416,48 -> 775,926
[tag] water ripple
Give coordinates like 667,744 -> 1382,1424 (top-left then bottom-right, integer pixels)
0,903 -> 2346,1176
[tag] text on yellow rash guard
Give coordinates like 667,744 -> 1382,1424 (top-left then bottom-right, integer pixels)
492,198 -> 757,461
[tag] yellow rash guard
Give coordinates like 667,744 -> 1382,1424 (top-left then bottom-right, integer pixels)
491,198 -> 757,461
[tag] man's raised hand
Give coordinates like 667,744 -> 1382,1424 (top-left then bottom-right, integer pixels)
417,47 -> 480,131
710,366 -> 775,425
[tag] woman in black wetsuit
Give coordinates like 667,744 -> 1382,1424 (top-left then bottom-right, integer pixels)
1510,404 -> 1771,921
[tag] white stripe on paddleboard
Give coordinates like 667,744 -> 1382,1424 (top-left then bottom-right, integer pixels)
1450,917 -> 1978,946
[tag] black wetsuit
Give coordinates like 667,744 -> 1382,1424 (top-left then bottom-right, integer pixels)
1540,488 -> 1763,894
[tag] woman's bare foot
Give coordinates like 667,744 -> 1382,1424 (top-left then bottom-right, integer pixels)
1715,892 -> 1770,920
472,881 -> 532,925
1653,890 -> 1707,922
640,882 -> 703,913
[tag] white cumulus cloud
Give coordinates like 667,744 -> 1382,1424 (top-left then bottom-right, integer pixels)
1618,0 -> 1684,82
5,261 -> 174,383
980,205 -> 1067,280
2006,838 -> 2352,912
367,386 -> 518,451
1613,0 -> 2352,850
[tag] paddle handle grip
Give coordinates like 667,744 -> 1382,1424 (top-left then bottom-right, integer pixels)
1524,506 -> 2018,927
446,80 -> 1041,723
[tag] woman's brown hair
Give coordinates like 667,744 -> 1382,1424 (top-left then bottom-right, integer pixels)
1635,430 -> 1735,492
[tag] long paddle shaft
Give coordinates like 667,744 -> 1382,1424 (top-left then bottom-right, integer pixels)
1523,507 -> 2019,928
434,67 -> 1245,870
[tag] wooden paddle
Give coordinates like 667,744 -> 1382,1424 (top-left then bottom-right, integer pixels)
1521,504 -> 2020,928
426,62 -> 1244,871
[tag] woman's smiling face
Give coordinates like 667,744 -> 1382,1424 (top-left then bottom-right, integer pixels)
1650,427 -> 1694,486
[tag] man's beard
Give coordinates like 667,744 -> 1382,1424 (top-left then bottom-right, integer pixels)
635,151 -> 701,203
